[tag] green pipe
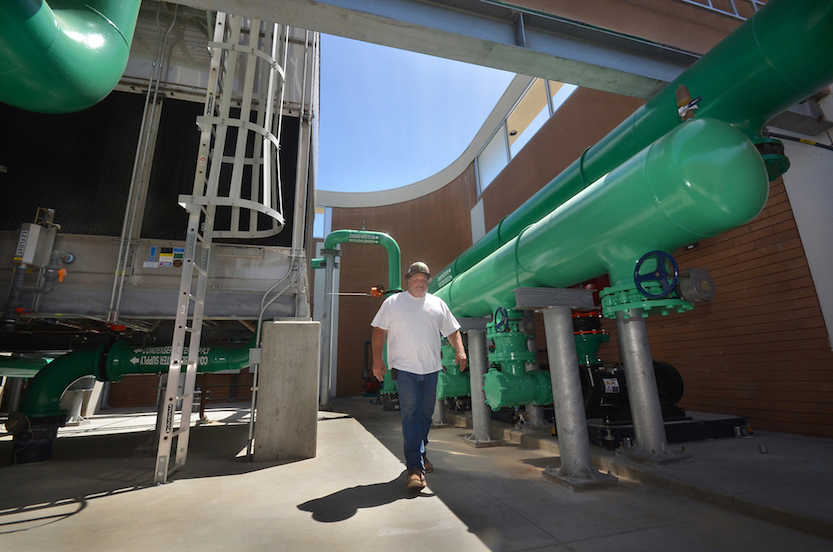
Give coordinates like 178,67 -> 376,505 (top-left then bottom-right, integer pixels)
575,332 -> 609,366
313,230 -> 403,293
437,340 -> 470,399
20,339 -> 254,419
0,0 -> 142,114
436,118 -> 768,317
430,0 -> 833,292
482,367 -> 552,411
487,314 -> 536,377
0,356 -> 50,378
19,342 -> 110,418
482,311 -> 547,410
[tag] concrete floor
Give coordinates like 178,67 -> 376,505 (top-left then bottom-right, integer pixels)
1,398 -> 832,551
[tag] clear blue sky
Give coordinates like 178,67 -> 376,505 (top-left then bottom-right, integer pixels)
318,35 -> 515,193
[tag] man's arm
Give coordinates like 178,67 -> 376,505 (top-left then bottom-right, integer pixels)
371,327 -> 388,381
447,330 -> 467,372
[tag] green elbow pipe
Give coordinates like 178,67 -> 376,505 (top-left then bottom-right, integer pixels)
436,118 -> 768,317
430,0 -> 833,292
0,0 -> 142,114
317,230 -> 403,293
20,342 -> 109,418
20,340 -> 254,419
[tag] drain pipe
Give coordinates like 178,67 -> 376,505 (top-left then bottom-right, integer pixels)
109,3 -> 180,326
0,0 -> 143,113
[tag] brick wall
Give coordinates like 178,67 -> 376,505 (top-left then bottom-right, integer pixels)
592,178 -> 833,437
480,88 -> 645,230
330,166 -> 477,397
108,372 -> 254,409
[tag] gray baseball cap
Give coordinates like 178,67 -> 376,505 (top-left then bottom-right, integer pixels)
406,261 -> 431,279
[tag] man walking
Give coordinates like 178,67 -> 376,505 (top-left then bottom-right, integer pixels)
371,261 -> 467,490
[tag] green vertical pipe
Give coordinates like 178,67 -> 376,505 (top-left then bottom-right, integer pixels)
436,118 -> 768,317
437,340 -> 470,399
0,0 -> 142,114
20,340 -> 254,418
575,333 -> 609,366
429,0 -> 833,292
318,229 -> 402,293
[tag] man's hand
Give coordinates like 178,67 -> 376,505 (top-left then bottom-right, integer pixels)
456,349 -> 467,372
371,327 -> 388,381
372,359 -> 387,382
448,330 -> 467,372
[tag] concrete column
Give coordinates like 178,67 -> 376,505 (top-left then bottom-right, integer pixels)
254,320 -> 320,462
464,329 -> 501,447
542,307 -> 616,490
319,251 -> 337,408
616,310 -> 690,465
432,396 -> 449,427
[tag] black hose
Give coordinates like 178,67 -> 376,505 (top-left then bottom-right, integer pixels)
764,129 -> 833,152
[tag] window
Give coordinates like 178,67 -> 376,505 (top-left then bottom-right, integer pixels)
507,79 -> 549,158
549,81 -> 578,112
475,79 -> 578,197
477,124 -> 509,193
312,206 -> 329,239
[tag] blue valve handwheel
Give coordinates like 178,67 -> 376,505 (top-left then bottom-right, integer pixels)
634,250 -> 679,299
494,306 -> 509,333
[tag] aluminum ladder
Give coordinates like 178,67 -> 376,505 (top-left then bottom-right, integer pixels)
154,13 -> 290,484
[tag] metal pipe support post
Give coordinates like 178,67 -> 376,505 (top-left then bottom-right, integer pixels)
542,307 -> 616,489
464,329 -> 501,447
615,310 -> 690,465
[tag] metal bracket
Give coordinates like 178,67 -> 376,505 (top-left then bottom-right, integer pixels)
513,12 -> 526,47
513,287 -> 595,310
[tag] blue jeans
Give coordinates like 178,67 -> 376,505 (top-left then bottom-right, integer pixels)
396,370 -> 438,472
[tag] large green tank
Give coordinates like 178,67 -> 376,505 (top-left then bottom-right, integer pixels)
436,118 -> 768,317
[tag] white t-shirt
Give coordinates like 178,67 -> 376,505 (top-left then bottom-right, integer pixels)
371,291 -> 461,375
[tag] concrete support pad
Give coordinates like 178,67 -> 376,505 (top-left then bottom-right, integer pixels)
254,321 -> 320,462
462,435 -> 504,448
543,466 -> 618,491
617,444 -> 693,467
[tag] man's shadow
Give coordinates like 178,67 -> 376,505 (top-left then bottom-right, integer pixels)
297,470 -> 433,522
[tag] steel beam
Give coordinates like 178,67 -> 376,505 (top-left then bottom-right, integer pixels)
175,0 -> 699,98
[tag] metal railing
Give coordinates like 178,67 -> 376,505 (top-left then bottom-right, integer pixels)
673,0 -> 766,21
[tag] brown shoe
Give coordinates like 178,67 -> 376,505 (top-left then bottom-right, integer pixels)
406,469 -> 425,490
423,455 -> 433,473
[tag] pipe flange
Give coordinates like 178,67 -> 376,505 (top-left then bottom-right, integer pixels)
600,284 -> 693,319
